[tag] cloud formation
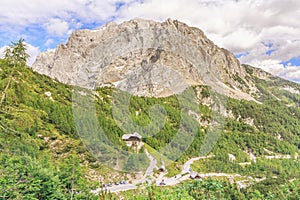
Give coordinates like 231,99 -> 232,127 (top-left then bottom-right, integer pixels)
0,0 -> 299,82
44,18 -> 71,36
26,43 -> 40,66
0,46 -> 8,59
252,59 -> 300,82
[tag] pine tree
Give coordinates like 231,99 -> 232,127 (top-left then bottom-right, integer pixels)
4,38 -> 29,67
1,38 -> 29,107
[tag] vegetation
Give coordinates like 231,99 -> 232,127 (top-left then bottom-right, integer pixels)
119,178 -> 300,199
0,41 -> 104,199
0,40 -> 299,198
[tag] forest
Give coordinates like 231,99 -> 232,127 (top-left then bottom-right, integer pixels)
0,40 -> 299,199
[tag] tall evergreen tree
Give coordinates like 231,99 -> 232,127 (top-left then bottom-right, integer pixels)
1,39 -> 29,107
4,38 -> 29,67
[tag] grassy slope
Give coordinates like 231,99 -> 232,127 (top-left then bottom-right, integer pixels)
1,59 -> 300,199
0,60 -> 119,199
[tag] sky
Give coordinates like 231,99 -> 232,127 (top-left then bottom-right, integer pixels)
0,0 -> 300,83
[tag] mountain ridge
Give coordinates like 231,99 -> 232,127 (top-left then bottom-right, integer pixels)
33,18 -> 259,101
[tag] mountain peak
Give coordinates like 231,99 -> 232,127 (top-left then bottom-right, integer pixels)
32,19 -> 256,100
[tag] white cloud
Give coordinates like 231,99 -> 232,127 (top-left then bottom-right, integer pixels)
0,0 -> 135,27
26,43 -> 40,66
279,66 -> 300,82
0,46 -> 8,59
46,48 -> 56,53
248,59 -> 300,82
44,39 -> 54,47
250,59 -> 285,75
44,18 -> 70,36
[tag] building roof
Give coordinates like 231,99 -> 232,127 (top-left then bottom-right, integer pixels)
158,161 -> 166,171
190,172 -> 201,179
122,132 -> 142,140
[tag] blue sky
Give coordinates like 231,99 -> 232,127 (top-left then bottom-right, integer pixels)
1,0 -> 300,82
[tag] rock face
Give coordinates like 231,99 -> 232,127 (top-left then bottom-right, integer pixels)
32,18 -> 256,99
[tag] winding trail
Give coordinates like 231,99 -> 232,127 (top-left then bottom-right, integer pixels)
93,154 -> 215,193
181,155 -> 215,174
92,149 -> 297,194
143,149 -> 157,180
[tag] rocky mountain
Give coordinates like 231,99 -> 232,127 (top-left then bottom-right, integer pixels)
33,18 -> 258,100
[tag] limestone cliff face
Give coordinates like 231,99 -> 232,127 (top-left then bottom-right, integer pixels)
32,18 -> 256,99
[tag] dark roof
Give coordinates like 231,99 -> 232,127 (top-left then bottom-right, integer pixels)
190,172 -> 201,179
122,132 -> 142,140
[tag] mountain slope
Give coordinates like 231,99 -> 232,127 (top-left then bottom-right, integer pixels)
1,19 -> 300,199
2,57 -> 300,199
0,60 -> 121,199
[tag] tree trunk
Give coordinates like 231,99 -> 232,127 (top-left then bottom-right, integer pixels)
0,77 -> 12,107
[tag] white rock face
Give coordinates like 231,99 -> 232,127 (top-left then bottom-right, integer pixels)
32,18 -> 256,99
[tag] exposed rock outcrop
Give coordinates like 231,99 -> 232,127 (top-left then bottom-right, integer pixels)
33,18 -> 256,99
